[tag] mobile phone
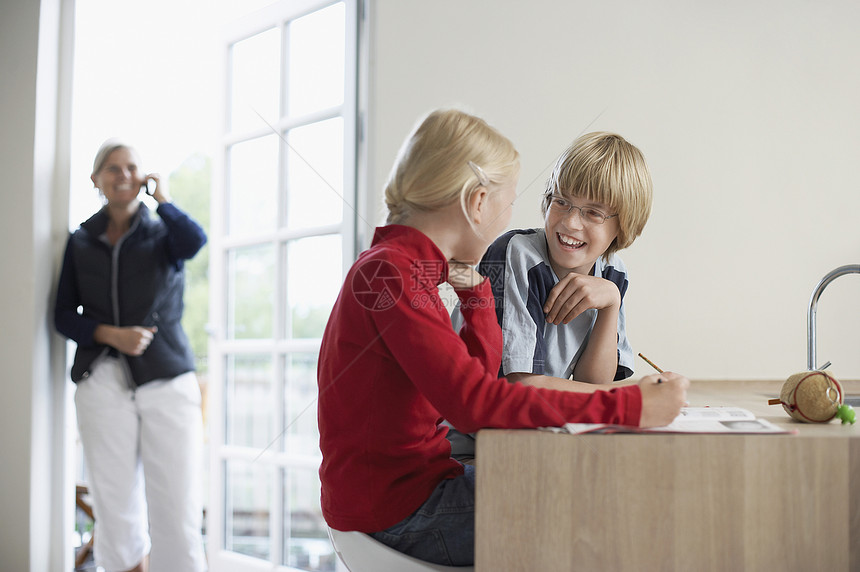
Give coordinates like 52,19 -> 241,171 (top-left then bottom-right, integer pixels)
141,176 -> 155,196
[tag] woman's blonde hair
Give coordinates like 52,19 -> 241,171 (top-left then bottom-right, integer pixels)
92,138 -> 140,177
384,109 -> 519,224
541,132 -> 652,258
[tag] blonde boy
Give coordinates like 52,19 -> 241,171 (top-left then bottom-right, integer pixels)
448,132 -> 653,459
495,131 -> 653,388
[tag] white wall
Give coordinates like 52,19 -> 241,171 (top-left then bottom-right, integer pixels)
0,0 -> 74,570
367,0 -> 860,380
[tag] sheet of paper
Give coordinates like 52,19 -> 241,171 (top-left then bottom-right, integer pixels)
559,407 -> 793,435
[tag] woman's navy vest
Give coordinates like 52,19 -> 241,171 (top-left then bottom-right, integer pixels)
68,205 -> 196,385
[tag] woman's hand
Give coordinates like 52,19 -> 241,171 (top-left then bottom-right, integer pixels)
543,273 -> 620,325
447,260 -> 485,290
638,371 -> 689,428
144,173 -> 171,204
94,325 -> 158,356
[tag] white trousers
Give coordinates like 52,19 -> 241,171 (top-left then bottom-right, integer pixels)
75,357 -> 207,572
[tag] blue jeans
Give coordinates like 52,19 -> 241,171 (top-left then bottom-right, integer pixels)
369,464 -> 476,566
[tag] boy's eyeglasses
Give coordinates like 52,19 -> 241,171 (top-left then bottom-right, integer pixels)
547,194 -> 618,225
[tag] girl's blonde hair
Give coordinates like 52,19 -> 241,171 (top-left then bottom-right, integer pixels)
541,132 -> 652,258
384,109 -> 519,224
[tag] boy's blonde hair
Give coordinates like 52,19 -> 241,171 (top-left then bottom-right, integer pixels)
541,132 -> 652,259
384,109 -> 520,224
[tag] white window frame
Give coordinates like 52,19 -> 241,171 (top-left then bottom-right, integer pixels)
207,1 -> 360,569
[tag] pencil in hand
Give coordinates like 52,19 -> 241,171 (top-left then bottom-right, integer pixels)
638,352 -> 664,374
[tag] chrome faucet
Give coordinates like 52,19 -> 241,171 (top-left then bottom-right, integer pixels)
807,264 -> 860,370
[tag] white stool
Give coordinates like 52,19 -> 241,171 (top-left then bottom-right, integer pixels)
327,527 -> 474,571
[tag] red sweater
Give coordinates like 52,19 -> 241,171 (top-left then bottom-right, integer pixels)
317,225 -> 641,532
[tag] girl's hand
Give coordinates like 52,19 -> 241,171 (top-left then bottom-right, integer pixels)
638,372 -> 689,428
144,173 -> 171,204
447,260 -> 484,290
543,273 -> 620,325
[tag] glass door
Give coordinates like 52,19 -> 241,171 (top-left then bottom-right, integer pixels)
208,2 -> 358,570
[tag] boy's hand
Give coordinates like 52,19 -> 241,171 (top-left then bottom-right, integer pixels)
447,260 -> 485,290
543,274 -> 621,325
638,372 -> 689,428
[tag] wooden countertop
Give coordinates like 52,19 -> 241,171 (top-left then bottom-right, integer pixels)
683,378 -> 860,435
475,378 -> 860,571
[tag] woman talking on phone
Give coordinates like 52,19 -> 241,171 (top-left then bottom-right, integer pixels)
55,139 -> 208,572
